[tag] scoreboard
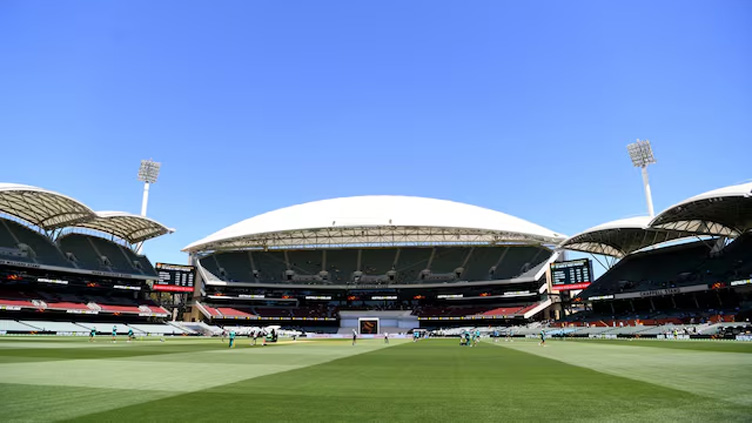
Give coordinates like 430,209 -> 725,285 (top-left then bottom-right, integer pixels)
153,263 -> 195,293
551,259 -> 593,291
358,318 -> 380,335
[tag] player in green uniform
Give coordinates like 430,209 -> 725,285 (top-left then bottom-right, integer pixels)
111,325 -> 117,343
228,330 -> 236,348
127,328 -> 134,342
539,330 -> 546,346
89,327 -> 96,342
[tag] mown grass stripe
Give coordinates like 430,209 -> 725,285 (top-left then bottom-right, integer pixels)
0,383 -> 177,423
66,339 -> 752,423
489,338 -> 752,406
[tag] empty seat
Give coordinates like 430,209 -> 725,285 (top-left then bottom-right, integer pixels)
1,218 -> 70,267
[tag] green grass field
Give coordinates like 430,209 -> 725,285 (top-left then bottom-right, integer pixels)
1,336 -> 751,422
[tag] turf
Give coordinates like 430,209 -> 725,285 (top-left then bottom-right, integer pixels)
0,337 -> 750,422
567,338 -> 752,353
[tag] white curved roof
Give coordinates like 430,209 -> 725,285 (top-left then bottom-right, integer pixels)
650,181 -> 752,236
0,183 -> 95,229
0,183 -> 172,244
562,181 -> 752,258
560,216 -> 688,258
184,195 -> 565,252
75,211 -> 175,244
577,216 -> 652,233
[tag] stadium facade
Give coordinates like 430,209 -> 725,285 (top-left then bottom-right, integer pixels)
561,182 -> 752,329
183,183 -> 752,335
183,196 -> 567,331
1,180 -> 750,337
0,183 -> 183,335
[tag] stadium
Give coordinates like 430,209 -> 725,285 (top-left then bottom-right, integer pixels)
0,183 -> 176,332
1,3 -> 751,419
183,195 -> 565,334
1,177 -> 751,421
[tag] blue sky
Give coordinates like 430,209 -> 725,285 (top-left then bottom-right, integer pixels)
1,1 -> 750,269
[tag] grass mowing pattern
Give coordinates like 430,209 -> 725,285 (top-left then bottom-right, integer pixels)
496,338 -> 752,407
567,338 -> 752,353
0,337 -> 750,422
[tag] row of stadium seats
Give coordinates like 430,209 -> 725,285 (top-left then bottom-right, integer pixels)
412,302 -> 545,318
198,305 -> 258,319
198,302 -> 546,320
582,234 -> 752,298
0,319 -> 193,335
0,218 -> 157,277
412,306 -> 492,317
557,303 -> 745,327
429,321 -> 752,339
170,321 -> 224,336
481,306 -> 524,316
550,322 -> 748,337
0,289 -> 169,315
197,303 -> 337,319
58,233 -> 156,276
200,246 -> 549,284
0,218 -> 70,267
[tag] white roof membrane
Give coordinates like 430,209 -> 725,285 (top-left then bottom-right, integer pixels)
75,211 -> 174,244
560,216 -> 689,258
0,183 -> 95,229
184,195 -> 565,252
0,183 -> 172,243
650,182 -> 752,236
563,182 -> 752,258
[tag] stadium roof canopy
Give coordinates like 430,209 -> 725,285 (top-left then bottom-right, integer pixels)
560,216 -> 689,258
562,182 -> 752,258
0,183 -> 95,229
75,211 -> 174,244
0,183 -> 173,243
184,195 -> 566,252
649,182 -> 752,237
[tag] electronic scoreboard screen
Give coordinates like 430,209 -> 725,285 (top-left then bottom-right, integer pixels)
359,318 -> 379,335
551,259 -> 593,291
153,263 -> 195,293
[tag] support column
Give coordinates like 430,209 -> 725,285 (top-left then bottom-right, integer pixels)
641,166 -> 655,217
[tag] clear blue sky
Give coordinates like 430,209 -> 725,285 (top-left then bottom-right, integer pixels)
1,1 -> 750,268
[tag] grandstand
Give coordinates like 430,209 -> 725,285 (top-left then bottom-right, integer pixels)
58,233 -> 157,276
184,195 -> 565,330
0,183 -> 173,328
562,182 -> 752,327
199,245 -> 550,286
183,187 -> 751,334
3,180 -> 751,339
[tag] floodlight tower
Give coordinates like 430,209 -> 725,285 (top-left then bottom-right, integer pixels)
626,139 -> 657,217
136,159 -> 161,253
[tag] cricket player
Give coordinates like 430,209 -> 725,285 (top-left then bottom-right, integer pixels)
229,330 -> 236,348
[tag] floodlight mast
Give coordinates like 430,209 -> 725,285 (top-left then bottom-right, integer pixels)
136,159 -> 161,253
626,139 -> 656,217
